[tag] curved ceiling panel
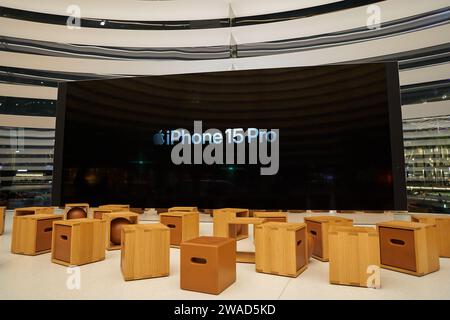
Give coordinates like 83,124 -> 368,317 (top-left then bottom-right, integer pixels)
0,0 -> 229,21
402,100 -> 450,120
0,0 -> 447,48
0,17 -> 232,47
0,1 -> 381,30
0,0 -> 352,21
0,114 -> 55,128
231,0 -> 343,17
233,1 -> 449,44
0,6 -> 231,30
0,24 -> 448,78
0,83 -> 57,99
400,64 -> 450,86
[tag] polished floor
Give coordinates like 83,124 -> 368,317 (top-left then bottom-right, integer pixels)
1,211 -> 449,300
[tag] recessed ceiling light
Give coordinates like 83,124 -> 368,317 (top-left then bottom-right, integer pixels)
100,20 -> 106,26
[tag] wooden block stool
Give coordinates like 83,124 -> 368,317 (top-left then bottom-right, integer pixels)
180,236 -> 236,295
160,211 -> 199,247
411,213 -> 450,257
52,218 -> 106,266
304,216 -> 353,261
99,204 -> 130,211
213,208 -> 249,240
11,214 -> 62,255
64,203 -> 89,220
0,206 -> 5,235
168,206 -> 198,212
93,209 -> 113,220
14,206 -> 54,216
255,222 -> 308,277
252,212 -> 287,238
103,212 -> 139,250
227,217 -> 267,263
249,209 -> 281,217
121,224 -> 170,281
253,211 -> 287,222
377,221 -> 440,276
329,226 -> 380,288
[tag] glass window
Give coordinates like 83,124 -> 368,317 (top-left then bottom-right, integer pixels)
403,116 -> 450,213
0,126 -> 54,208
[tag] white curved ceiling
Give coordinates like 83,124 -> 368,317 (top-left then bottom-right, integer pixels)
0,83 -> 57,99
0,0 -> 342,20
0,114 -> 56,128
233,0 -> 449,44
0,17 -> 231,47
1,24 -> 448,76
0,0 -> 447,48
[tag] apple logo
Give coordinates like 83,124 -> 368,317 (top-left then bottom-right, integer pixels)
153,130 -> 165,145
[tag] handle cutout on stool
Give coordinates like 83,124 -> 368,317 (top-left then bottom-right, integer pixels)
310,230 -> 317,236
167,224 -> 176,228
390,239 -> 405,246
191,257 -> 207,264
297,240 -> 302,246
44,227 -> 52,232
61,235 -> 68,240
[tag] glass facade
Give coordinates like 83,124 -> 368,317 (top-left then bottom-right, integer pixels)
403,116 -> 450,213
0,126 -> 54,208
402,80 -> 450,105
0,96 -> 56,117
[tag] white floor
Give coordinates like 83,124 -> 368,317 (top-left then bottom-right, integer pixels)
1,211 -> 449,300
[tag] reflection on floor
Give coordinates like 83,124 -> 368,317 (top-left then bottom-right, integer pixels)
1,211 -> 449,300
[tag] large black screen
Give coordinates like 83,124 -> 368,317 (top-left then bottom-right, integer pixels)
54,63 -> 406,210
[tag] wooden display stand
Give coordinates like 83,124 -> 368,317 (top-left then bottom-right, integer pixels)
14,206 -> 54,216
377,221 -> 440,276
11,214 -> 62,255
103,212 -> 139,250
52,218 -> 106,266
0,206 -> 5,235
411,213 -> 450,257
213,208 -> 249,239
228,217 -> 266,263
168,206 -> 198,212
304,216 -> 353,261
64,203 -> 89,219
160,211 -> 199,247
329,226 -> 380,288
180,236 -> 236,295
255,222 -> 308,277
121,224 -> 170,281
